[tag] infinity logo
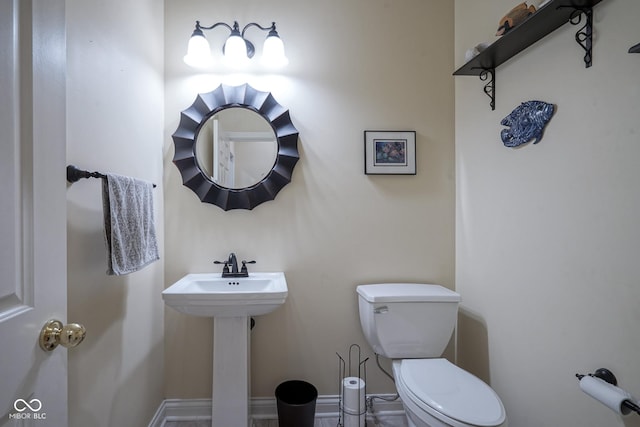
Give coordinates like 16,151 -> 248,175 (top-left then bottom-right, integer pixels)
14,399 -> 42,412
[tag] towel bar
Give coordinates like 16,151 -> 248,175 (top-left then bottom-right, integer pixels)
67,165 -> 156,188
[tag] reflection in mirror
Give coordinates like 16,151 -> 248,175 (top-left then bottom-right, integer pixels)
195,108 -> 277,189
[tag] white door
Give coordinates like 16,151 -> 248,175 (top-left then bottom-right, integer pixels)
0,0 -> 69,425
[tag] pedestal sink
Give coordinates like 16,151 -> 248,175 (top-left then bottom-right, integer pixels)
162,272 -> 288,427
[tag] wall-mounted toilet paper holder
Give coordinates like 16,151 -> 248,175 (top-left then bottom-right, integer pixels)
576,368 -> 619,385
576,368 -> 640,416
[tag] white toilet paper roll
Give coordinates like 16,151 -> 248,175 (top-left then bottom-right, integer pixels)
342,377 -> 365,415
579,376 -> 635,415
344,411 -> 365,427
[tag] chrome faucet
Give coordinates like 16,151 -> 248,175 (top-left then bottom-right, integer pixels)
214,253 -> 255,278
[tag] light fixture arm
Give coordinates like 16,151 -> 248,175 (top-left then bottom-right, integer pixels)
194,20 -> 234,32
240,21 -> 277,38
193,20 -> 278,41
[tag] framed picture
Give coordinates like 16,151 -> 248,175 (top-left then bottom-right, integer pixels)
364,130 -> 416,175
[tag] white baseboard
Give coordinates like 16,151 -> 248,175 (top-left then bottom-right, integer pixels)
148,394 -> 404,426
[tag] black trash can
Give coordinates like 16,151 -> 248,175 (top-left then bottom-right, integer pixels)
275,380 -> 318,427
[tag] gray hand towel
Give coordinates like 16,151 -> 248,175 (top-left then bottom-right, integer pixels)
102,173 -> 159,275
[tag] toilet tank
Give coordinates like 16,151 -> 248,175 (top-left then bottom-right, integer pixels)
357,283 -> 461,359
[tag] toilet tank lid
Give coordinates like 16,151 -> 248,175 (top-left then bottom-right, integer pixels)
357,284 -> 461,303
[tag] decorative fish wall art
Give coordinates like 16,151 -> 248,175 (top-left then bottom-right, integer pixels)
500,100 -> 555,148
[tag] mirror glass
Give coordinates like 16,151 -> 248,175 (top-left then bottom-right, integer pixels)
195,108 -> 277,189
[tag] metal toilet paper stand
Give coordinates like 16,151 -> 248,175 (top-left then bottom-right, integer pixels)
337,344 -> 369,427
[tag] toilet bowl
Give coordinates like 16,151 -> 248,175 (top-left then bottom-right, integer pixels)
393,359 -> 506,427
356,283 -> 507,427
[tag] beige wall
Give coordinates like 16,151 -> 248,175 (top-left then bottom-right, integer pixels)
455,1 -> 640,426
66,0 -> 165,426
62,0 -> 640,424
164,0 -> 455,397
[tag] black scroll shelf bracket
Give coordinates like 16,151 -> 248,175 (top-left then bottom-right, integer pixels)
454,0 -> 604,110
560,6 -> 594,68
476,68 -> 495,111
629,42 -> 640,53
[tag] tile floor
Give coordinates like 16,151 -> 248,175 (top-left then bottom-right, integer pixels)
164,413 -> 408,427
252,415 -> 408,426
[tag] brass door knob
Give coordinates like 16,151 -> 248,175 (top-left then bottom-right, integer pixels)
39,319 -> 86,352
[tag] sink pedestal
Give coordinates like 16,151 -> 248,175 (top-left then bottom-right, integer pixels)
161,272 -> 288,427
212,316 -> 251,427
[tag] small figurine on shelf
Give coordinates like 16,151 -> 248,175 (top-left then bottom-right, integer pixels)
465,42 -> 492,62
496,2 -> 537,36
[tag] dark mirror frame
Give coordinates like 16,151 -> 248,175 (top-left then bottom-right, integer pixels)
172,83 -> 299,211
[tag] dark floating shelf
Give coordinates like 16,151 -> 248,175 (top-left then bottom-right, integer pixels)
454,0 -> 606,109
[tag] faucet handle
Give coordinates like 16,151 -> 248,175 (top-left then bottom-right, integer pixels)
213,260 -> 230,273
240,260 -> 256,274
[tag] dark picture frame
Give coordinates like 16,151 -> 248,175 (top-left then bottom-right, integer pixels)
364,130 -> 416,175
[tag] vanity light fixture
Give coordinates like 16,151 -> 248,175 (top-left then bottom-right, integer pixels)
183,20 -> 288,69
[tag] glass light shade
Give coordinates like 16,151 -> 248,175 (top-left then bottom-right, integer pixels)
223,34 -> 250,68
183,34 -> 213,68
262,35 -> 289,68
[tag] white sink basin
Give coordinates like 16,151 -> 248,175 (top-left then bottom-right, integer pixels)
162,272 -> 288,317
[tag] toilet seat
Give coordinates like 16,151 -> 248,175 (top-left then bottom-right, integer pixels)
395,359 -> 506,427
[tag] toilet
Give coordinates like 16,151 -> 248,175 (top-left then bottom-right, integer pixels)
357,283 -> 507,427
